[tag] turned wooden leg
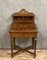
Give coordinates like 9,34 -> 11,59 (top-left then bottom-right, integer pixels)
32,37 -> 34,49
10,37 -> 13,58
13,37 -> 15,49
34,38 -> 36,58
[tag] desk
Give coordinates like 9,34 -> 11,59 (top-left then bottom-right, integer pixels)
9,9 -> 38,58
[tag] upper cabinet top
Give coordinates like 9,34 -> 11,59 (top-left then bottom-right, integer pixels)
12,9 -> 35,17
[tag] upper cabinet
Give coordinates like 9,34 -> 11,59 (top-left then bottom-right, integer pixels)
12,9 -> 35,23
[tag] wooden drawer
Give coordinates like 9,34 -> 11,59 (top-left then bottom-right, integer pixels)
9,32 -> 37,37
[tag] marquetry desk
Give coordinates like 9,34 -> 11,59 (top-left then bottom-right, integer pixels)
9,9 -> 38,58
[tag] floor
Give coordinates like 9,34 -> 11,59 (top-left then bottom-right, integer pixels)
0,50 -> 47,60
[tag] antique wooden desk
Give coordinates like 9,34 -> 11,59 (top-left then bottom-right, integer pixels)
9,9 -> 38,58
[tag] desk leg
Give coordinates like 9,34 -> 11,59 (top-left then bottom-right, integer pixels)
34,38 -> 36,58
10,37 -> 13,58
13,37 -> 15,49
32,37 -> 34,49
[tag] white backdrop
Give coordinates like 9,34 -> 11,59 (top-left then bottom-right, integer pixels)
0,0 -> 47,49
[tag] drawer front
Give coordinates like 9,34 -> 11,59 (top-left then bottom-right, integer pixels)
9,32 -> 37,38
